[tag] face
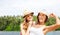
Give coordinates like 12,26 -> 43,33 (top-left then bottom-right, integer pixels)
26,14 -> 33,21
38,13 -> 46,23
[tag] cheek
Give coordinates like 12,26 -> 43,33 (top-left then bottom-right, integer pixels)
27,17 -> 33,20
26,17 -> 29,20
43,17 -> 46,21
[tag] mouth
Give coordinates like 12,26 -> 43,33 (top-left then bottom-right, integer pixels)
39,18 -> 44,21
40,20 -> 43,21
39,18 -> 43,20
29,18 -> 32,20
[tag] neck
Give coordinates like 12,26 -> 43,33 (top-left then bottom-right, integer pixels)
38,22 -> 45,25
25,20 -> 33,23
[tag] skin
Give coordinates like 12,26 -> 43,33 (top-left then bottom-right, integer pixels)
21,13 -> 60,35
38,13 -> 46,24
21,14 -> 35,35
32,13 -> 60,35
26,14 -> 33,21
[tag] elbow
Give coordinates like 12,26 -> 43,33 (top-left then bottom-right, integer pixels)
56,24 -> 60,26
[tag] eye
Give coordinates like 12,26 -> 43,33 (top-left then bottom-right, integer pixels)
42,14 -> 45,16
27,15 -> 30,17
29,14 -> 33,17
26,14 -> 31,17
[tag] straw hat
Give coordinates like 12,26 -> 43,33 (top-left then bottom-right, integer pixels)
23,10 -> 34,18
39,11 -> 48,16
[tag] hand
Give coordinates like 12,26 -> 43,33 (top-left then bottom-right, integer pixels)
49,13 -> 60,25
49,13 -> 56,18
29,21 -> 33,26
56,17 -> 60,25
57,20 -> 60,25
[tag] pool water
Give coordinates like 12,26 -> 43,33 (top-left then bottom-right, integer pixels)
0,31 -> 60,35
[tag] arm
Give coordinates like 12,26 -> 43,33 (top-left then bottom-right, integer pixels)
44,24 -> 60,33
21,22 -> 32,35
20,24 -> 26,35
44,13 -> 60,33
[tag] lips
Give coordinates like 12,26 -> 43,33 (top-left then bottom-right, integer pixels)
39,18 -> 43,20
39,18 -> 44,21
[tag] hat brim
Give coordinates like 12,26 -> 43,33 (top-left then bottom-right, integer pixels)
23,12 -> 34,18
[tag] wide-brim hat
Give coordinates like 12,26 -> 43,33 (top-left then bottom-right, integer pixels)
38,11 -> 48,16
23,10 -> 34,18
38,11 -> 49,18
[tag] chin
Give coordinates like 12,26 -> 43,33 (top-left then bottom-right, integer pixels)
39,20 -> 44,23
29,19 -> 32,21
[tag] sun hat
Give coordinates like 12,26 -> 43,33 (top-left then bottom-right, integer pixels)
39,11 -> 48,16
23,10 -> 34,18
37,10 -> 50,18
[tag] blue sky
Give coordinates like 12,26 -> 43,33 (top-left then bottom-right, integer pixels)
0,0 -> 60,16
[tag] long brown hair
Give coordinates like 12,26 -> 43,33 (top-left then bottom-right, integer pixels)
37,13 -> 48,24
23,17 -> 29,32
23,13 -> 33,32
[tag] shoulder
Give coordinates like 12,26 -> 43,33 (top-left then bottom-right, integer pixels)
20,22 -> 24,27
43,25 -> 48,29
33,21 -> 35,23
33,21 -> 36,24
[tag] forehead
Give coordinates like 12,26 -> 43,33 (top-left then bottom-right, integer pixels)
39,13 -> 46,15
25,14 -> 33,17
27,14 -> 33,16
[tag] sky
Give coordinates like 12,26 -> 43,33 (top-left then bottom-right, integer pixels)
0,0 -> 60,16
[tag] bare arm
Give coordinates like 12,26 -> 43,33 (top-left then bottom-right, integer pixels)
20,24 -> 26,35
44,13 -> 60,33
21,21 -> 32,35
44,24 -> 60,33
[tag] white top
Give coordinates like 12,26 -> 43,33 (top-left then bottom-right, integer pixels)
29,26 -> 45,35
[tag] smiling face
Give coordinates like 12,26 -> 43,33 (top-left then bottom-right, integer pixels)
25,14 -> 33,22
37,13 -> 48,23
23,13 -> 33,32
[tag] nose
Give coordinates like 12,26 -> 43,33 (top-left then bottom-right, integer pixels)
39,15 -> 43,18
29,15 -> 32,17
39,15 -> 44,19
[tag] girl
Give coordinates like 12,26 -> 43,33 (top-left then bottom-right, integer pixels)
29,12 -> 60,35
20,10 -> 35,35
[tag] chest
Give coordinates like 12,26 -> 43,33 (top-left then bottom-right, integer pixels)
30,26 -> 45,32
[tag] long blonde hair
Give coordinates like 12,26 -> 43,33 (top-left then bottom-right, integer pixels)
23,17 -> 29,32
23,13 -> 33,32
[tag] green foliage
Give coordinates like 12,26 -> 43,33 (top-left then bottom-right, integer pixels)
46,17 -> 56,26
0,16 -> 20,31
0,16 -> 60,31
33,16 -> 37,21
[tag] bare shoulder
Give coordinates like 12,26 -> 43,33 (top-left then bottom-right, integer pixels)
43,25 -> 47,27
33,21 -> 35,23
43,25 -> 48,29
20,22 -> 24,27
33,21 -> 36,25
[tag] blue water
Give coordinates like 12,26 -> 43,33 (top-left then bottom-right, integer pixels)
46,31 -> 60,35
0,31 -> 20,35
0,31 -> 60,35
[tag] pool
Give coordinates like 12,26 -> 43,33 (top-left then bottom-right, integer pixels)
47,31 -> 60,35
0,31 -> 60,35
